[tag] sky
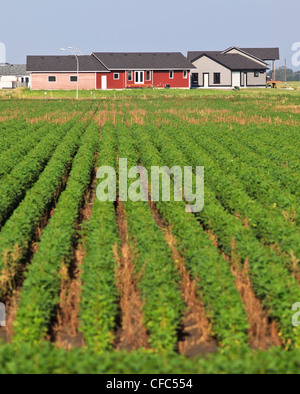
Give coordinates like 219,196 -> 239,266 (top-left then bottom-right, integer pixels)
0,0 -> 299,70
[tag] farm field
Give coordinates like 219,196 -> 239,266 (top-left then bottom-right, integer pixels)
0,90 -> 299,373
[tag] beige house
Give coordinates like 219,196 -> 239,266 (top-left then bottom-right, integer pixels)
188,47 -> 279,89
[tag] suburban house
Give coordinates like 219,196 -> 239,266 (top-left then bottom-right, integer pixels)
188,47 -> 279,89
27,52 -> 195,90
0,64 -> 30,89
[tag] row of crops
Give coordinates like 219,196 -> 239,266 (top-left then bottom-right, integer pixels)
0,93 -> 299,373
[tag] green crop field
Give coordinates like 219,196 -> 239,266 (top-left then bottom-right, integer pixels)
0,89 -> 299,373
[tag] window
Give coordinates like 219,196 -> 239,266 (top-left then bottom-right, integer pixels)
254,71 -> 259,77
114,73 -> 120,80
146,71 -> 151,81
70,76 -> 78,82
128,71 -> 133,81
169,71 -> 174,79
48,76 -> 56,82
183,71 -> 188,79
25,77 -> 29,83
213,73 -> 221,84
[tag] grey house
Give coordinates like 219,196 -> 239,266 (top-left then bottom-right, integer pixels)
188,47 -> 279,89
0,64 -> 30,89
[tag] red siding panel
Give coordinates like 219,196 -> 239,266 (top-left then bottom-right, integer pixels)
96,72 -> 125,89
153,71 -> 190,88
96,70 -> 190,90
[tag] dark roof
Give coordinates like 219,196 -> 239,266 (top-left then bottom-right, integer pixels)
187,51 -> 220,62
0,64 -> 29,76
27,55 -> 108,72
187,51 -> 268,71
240,48 -> 280,61
92,52 -> 195,70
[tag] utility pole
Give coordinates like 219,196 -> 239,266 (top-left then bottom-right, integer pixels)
285,58 -> 287,87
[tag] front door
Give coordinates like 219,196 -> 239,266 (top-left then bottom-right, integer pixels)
101,75 -> 107,90
135,71 -> 144,84
192,73 -> 199,86
203,73 -> 209,88
232,72 -> 241,88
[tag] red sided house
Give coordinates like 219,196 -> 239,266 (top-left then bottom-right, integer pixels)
27,52 -> 195,90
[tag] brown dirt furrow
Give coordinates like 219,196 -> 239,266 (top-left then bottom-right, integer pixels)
114,200 -> 149,351
53,163 -> 98,350
207,230 -> 282,350
149,202 -> 218,358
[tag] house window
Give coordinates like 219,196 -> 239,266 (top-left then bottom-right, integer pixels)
213,73 -> 221,84
169,71 -> 174,79
70,76 -> 78,82
254,71 -> 259,77
146,71 -> 151,81
114,73 -> 120,80
128,71 -> 133,81
48,76 -> 56,82
25,77 -> 29,83
183,71 -> 188,79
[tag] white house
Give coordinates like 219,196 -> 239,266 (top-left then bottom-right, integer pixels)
0,64 -> 30,89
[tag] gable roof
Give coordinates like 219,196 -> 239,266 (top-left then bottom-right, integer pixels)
187,52 -> 268,71
0,64 -> 29,76
221,47 -> 268,65
240,48 -> 280,61
26,55 -> 108,72
92,52 -> 195,70
188,51 -> 220,62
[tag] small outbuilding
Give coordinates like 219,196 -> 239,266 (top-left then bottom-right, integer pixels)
0,64 -> 30,89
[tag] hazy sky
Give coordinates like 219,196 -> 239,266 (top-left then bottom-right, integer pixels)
1,0 -> 299,69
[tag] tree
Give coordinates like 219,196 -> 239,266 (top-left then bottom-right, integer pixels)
267,67 -> 300,81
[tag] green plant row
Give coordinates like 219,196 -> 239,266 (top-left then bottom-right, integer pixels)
0,123 -> 53,179
78,122 -> 120,352
12,122 -> 99,344
235,124 -> 300,166
117,123 -> 184,352
1,343 -> 300,374
142,123 -> 300,348
207,124 -> 300,196
0,121 -> 40,155
131,124 -> 249,349
0,121 -> 75,227
183,123 -> 300,222
0,122 -> 86,297
156,123 -> 300,263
